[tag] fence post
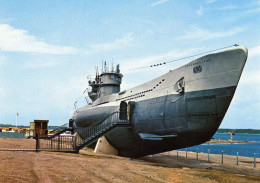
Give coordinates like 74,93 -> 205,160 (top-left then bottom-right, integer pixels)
254,153 -> 256,168
236,152 -> 239,165
58,135 -> 60,151
208,149 -> 210,162
196,148 -> 198,160
73,136 -> 76,150
221,151 -> 224,164
51,137 -> 53,149
186,148 -> 188,158
35,134 -> 39,152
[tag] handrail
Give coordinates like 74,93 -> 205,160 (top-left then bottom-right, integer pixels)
76,111 -> 129,138
52,123 -> 70,132
76,110 -> 120,134
75,111 -> 131,149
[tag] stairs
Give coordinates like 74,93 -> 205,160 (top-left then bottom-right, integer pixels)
74,111 -> 131,151
49,123 -> 73,139
36,111 -> 131,152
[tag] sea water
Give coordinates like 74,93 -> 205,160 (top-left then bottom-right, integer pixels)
0,132 -> 25,139
183,133 -> 260,158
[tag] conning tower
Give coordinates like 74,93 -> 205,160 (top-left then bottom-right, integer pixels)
88,62 -> 123,102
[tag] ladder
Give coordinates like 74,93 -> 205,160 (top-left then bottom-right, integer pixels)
74,111 -> 131,151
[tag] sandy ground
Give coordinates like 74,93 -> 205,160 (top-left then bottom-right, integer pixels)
0,138 -> 260,183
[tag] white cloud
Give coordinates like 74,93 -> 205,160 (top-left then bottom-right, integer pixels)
85,33 -> 134,55
0,24 -> 78,55
216,5 -> 238,11
205,0 -> 216,3
45,75 -> 87,110
22,60 -> 60,69
0,55 -> 5,66
240,70 -> 260,85
151,0 -> 168,7
121,47 -> 203,74
245,7 -> 260,14
249,45 -> 260,57
176,26 -> 245,41
196,4 -> 204,16
0,87 -> 6,99
0,18 -> 13,24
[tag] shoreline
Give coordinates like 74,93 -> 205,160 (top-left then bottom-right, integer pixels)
205,139 -> 257,144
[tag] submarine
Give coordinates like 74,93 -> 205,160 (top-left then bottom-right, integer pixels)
70,45 -> 248,157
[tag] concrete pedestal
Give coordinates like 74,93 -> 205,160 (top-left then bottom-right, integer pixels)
94,136 -> 118,156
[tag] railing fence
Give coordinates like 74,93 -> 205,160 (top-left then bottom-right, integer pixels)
175,148 -> 259,168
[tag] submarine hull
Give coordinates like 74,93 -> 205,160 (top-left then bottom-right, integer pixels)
105,86 -> 236,157
72,46 -> 248,157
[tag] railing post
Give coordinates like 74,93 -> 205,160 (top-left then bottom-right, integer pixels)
254,153 -> 256,168
236,152 -> 239,165
196,148 -> 198,160
208,149 -> 210,162
221,151 -> 224,164
73,136 -> 76,150
58,135 -> 60,151
36,134 -> 39,152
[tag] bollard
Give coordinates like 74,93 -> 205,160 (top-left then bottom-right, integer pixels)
186,148 -> 188,158
221,151 -> 224,164
208,149 -> 210,162
177,150 -> 178,157
236,152 -> 239,165
196,148 -> 198,160
254,153 -> 256,168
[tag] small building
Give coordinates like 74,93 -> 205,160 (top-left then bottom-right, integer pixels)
27,120 -> 49,138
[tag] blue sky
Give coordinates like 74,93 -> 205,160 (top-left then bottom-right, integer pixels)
0,0 -> 260,129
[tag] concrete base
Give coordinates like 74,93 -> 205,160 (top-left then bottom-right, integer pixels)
94,136 -> 118,156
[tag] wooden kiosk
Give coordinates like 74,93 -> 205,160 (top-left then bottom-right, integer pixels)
29,120 -> 49,138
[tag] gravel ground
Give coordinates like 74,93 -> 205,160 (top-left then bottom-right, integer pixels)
0,138 -> 260,183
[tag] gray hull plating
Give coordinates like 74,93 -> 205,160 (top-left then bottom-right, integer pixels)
72,46 -> 248,157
